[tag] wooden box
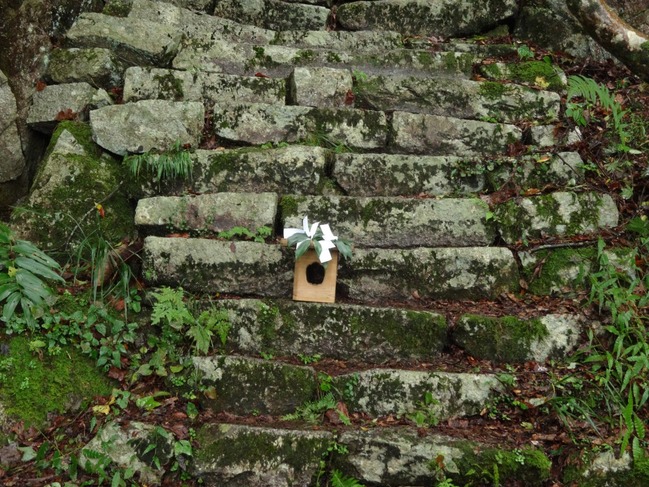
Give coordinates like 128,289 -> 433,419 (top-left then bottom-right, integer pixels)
292,249 -> 338,303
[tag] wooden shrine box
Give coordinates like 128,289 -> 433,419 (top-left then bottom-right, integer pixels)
292,249 -> 338,303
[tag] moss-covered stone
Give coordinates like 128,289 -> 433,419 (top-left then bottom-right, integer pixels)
0,336 -> 112,426
194,424 -> 332,485
10,121 -> 135,262
453,314 -> 549,362
213,299 -> 448,362
495,192 -> 619,244
192,355 -> 317,415
562,449 -> 649,487
480,61 -> 567,91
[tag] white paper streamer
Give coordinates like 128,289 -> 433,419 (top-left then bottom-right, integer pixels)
283,216 -> 339,263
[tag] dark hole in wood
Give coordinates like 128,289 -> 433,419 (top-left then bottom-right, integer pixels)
306,262 -> 325,284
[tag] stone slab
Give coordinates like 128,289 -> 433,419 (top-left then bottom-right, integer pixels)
337,428 -> 551,486
479,60 -> 567,92
340,247 -> 519,301
337,0 -> 517,36
212,103 -> 387,149
140,146 -> 329,196
390,112 -> 522,155
495,192 -> 619,243
173,39 -> 475,78
130,0 -> 276,45
27,82 -> 108,133
214,299 -> 448,361
333,153 -> 485,196
335,369 -> 502,419
134,192 -> 278,236
453,314 -> 582,362
65,12 -> 182,65
354,75 -> 560,123
142,237 -> 293,296
282,195 -> 495,247
212,0 -> 330,31
289,67 -> 352,108
192,355 -> 317,415
123,67 -> 286,104
0,71 -> 25,182
90,100 -> 204,155
46,48 -> 127,89
194,424 -> 333,487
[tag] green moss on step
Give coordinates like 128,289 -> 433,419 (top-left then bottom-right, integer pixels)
0,336 -> 113,427
196,424 -> 329,473
524,247 -> 597,296
454,314 -> 548,362
479,81 -> 510,100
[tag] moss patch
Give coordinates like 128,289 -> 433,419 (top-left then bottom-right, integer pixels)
453,314 -> 549,362
0,336 -> 112,427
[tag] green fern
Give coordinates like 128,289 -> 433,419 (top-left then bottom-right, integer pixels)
330,469 -> 365,487
125,141 -> 193,187
565,75 -> 629,147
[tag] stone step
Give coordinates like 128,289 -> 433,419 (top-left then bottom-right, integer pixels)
134,148 -> 583,200
27,82 -> 111,133
213,0 -> 330,31
192,355 -> 317,415
206,299 -> 583,363
45,47 -> 127,89
65,12 -> 182,66
332,152 -> 486,196
390,111 -> 522,155
281,195 -> 495,247
139,145 -> 329,197
479,60 -> 568,92
190,355 -> 501,421
340,247 -> 519,300
211,103 -> 388,150
142,238 -> 519,300
334,428 -> 552,486
193,424 -> 333,486
214,298 -> 448,362
130,0 -> 403,53
123,67 -> 287,104
337,0 -> 518,37
495,191 -> 619,243
209,103 -> 522,155
353,74 -> 560,123
134,192 -> 278,236
173,39 -> 475,78
333,151 -> 584,196
333,369 -> 502,420
90,100 -> 204,155
192,424 -> 553,486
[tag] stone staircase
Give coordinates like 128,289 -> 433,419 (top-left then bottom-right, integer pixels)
25,0 -> 625,484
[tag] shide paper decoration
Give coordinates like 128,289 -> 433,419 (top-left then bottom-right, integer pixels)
284,216 -> 352,266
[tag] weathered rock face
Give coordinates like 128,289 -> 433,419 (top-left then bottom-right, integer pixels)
46,47 -> 127,88
337,0 -> 518,36
10,121 -> 134,256
0,71 -> 25,183
194,424 -> 333,487
90,100 -> 205,155
80,420 -> 175,485
514,0 -> 612,60
212,0 -> 330,31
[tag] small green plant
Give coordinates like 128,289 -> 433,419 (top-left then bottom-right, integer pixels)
125,141 -> 193,187
407,391 -> 440,427
330,469 -> 365,487
517,44 -> 534,60
298,353 -> 321,365
150,287 -> 230,355
0,223 -> 64,326
217,225 -> 272,243
565,75 -> 631,150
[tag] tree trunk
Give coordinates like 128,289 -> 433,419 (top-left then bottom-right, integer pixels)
567,0 -> 649,80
